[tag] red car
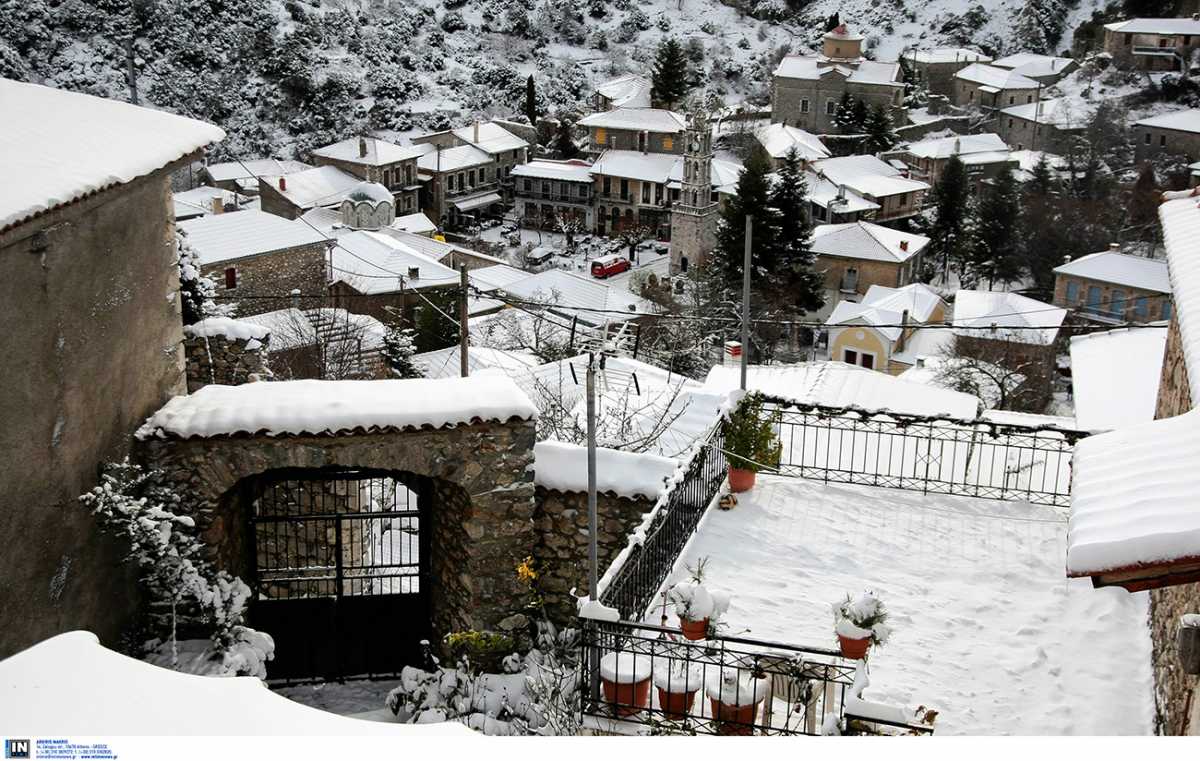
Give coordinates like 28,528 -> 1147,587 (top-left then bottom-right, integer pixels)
591,254 -> 631,279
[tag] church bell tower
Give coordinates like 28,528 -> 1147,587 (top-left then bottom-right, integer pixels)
669,112 -> 719,276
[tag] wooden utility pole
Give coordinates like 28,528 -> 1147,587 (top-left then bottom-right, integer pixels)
459,264 -> 469,377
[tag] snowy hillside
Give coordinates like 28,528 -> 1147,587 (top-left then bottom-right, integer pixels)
0,0 -> 1108,159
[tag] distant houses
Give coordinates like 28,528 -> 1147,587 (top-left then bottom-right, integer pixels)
1132,109 -> 1200,162
886,132 -> 1015,193
808,221 -> 930,301
1053,245 -> 1173,323
952,63 -> 1042,109
905,48 -> 992,98
1103,16 -> 1200,71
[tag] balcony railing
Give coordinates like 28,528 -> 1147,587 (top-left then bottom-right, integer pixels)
578,619 -> 933,735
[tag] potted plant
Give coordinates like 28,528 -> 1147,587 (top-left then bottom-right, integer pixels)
664,558 -> 731,641
706,667 -> 770,735
723,392 -> 781,493
653,660 -> 703,719
599,651 -> 653,716
832,590 -> 891,660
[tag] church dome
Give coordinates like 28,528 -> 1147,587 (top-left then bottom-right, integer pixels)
346,181 -> 392,204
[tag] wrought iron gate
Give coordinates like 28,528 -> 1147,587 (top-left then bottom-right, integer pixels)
247,469 -> 430,682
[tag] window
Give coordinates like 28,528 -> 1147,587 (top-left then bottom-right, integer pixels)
1066,281 -> 1079,302
861,353 -> 875,370
620,179 -> 629,200
800,99 -> 810,114
1163,301 -> 1173,320
638,132 -> 647,152
843,349 -> 858,365
579,183 -> 589,198
1008,96 -> 1015,105
641,182 -> 650,203
447,174 -> 455,192
1145,133 -> 1152,145
662,136 -> 674,151
603,177 -> 611,197
1125,33 -> 1132,45
1135,296 -> 1149,319
469,169 -> 476,187
1111,289 -> 1127,316
523,178 -> 532,193
512,149 -> 520,160
1087,285 -> 1102,308
595,127 -> 606,145
1026,95 -> 1033,103
224,267 -> 237,290
825,99 -> 837,115
542,181 -> 550,197
1160,134 -> 1167,147
1008,118 -> 1014,128
404,165 -> 412,185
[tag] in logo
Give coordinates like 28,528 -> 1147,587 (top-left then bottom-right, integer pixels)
3,739 -> 29,759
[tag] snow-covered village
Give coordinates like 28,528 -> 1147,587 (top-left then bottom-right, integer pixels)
2,0 -> 1200,753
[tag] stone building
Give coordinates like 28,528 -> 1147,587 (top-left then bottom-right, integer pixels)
201,158 -> 311,196
886,132 -> 1016,194
952,63 -> 1042,109
592,73 -> 653,111
997,97 -> 1086,153
808,221 -> 929,302
339,182 -> 396,231
1133,109 -> 1200,163
0,79 -> 223,659
825,283 -> 947,374
1104,16 -> 1200,71
589,150 -> 679,239
990,53 -> 1079,85
256,165 -> 365,220
577,107 -> 688,155
755,123 -> 832,169
771,24 -> 906,133
411,121 -> 531,226
906,48 -> 992,98
810,155 -> 930,224
178,210 -> 333,316
326,229 -> 461,326
1053,245 -> 1174,323
511,159 -> 596,230
669,113 -> 720,275
310,136 -> 424,216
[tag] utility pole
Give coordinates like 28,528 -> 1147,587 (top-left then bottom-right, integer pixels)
740,215 -> 752,391
585,351 -> 601,703
458,264 -> 469,377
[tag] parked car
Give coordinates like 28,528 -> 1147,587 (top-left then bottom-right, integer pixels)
526,246 -> 556,267
591,254 -> 632,279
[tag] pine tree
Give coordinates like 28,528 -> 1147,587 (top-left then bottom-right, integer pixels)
650,37 -> 688,109
833,93 -> 859,134
970,169 -> 1024,289
928,155 -> 971,284
413,290 -> 461,353
714,146 -> 779,294
824,12 -> 841,31
770,148 -> 825,314
1128,162 -> 1160,238
1021,156 -> 1070,293
524,75 -> 538,125
382,322 -> 422,378
864,104 -> 897,153
554,117 -> 579,158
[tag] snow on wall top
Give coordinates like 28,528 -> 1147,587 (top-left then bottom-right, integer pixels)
909,48 -> 991,65
1069,326 -> 1168,432
533,440 -> 678,500
954,63 -> 1041,90
0,78 -> 225,233
0,631 -> 472,736
136,376 -> 537,440
577,107 -> 688,134
1161,191 -> 1200,380
182,317 -> 271,343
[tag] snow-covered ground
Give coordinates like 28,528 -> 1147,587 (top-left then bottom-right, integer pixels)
657,474 -> 1155,735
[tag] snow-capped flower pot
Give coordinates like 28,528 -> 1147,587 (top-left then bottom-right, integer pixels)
727,466 -> 756,493
706,670 -> 769,736
837,633 -> 871,660
678,616 -> 709,641
599,652 -> 652,717
832,591 -> 891,661
653,662 -> 703,719
665,561 -> 730,642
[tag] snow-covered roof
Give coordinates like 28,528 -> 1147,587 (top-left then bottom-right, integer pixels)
595,73 -> 653,109
310,136 -> 426,166
329,230 -> 459,293
909,48 -> 992,65
173,186 -> 240,220
391,211 -> 438,236
590,150 -> 680,183
903,132 -> 1009,160
411,346 -> 540,381
204,158 -> 311,183
811,155 -> 930,198
1053,250 -> 1171,292
1000,97 -> 1083,128
990,53 -> 1076,79
1067,191 -> 1200,580
511,159 -> 594,183
705,362 -> 980,419
497,268 -> 653,326
1104,17 -> 1200,34
0,631 -> 472,736
952,290 -> 1066,346
825,301 -> 905,341
178,210 -> 329,265
183,317 -> 271,344
772,56 -> 902,87
471,263 -> 535,290
262,165 -> 364,210
533,440 -> 678,500
1133,108 -> 1200,134
756,123 -> 831,162
137,376 -> 537,440
416,142 -> 492,173
804,172 -> 879,214
954,63 -> 1041,90
452,121 -> 530,155
825,284 -> 944,342
809,221 -> 929,263
577,107 -> 688,134
0,78 -> 225,232
346,181 -> 392,204
237,307 -> 387,352
1070,326 -> 1168,432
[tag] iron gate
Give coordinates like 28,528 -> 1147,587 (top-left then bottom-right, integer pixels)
247,468 -> 430,682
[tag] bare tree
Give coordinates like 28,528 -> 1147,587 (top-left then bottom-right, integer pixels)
253,307 -> 386,380
617,225 -> 652,264
932,334 -> 1054,413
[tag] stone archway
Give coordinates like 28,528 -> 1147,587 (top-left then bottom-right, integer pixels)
137,421 -> 536,679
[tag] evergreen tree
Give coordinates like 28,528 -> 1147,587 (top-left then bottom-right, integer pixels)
554,117 -> 580,159
524,75 -> 538,125
928,155 -> 971,284
824,12 -> 841,31
833,93 -> 859,134
413,290 -> 461,353
714,146 -> 779,294
769,148 -> 825,314
864,104 -> 897,153
1128,162 -> 1160,239
650,37 -> 688,109
851,98 -> 869,133
970,169 -> 1024,289
382,322 -> 422,378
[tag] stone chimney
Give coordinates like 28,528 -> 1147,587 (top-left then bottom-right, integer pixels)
723,341 -> 743,367
473,120 -> 480,144
278,177 -> 287,192
900,240 -> 909,252
210,195 -> 223,215
1109,242 -> 1120,252
359,137 -> 368,158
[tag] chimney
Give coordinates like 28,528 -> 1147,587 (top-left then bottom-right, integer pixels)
915,357 -> 925,369
473,120 -> 480,144
210,195 -> 223,215
1108,242 -> 1120,252
723,341 -> 743,367
900,240 -> 909,251
408,266 -> 421,280
278,177 -> 287,192
359,137 -> 368,158
896,308 -> 910,352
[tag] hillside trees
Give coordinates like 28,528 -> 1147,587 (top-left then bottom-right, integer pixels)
927,156 -> 971,284
651,37 -> 689,109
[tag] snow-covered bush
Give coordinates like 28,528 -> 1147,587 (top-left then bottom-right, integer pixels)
79,460 -> 273,677
832,591 -> 891,647
665,558 -> 731,632
178,231 -> 230,325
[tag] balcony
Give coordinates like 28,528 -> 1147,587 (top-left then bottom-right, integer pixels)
1131,45 -> 1179,57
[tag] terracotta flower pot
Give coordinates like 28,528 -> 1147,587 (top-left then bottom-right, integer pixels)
727,466 -> 756,493
601,676 -> 652,717
656,686 -> 699,719
838,634 -> 871,660
710,698 -> 760,735
678,616 -> 709,640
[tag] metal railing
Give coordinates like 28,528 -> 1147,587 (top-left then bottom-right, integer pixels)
598,427 -> 727,620
763,397 -> 1086,507
578,620 -> 933,735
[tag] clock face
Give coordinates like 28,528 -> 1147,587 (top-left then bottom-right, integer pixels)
689,141 -> 699,152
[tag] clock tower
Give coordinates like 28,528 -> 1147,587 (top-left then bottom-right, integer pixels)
669,112 -> 719,276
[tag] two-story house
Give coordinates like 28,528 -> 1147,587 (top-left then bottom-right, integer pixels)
825,283 -> 948,373
810,155 -> 930,224
577,107 -> 688,156
588,150 -> 680,238
593,73 -> 653,111
906,48 -> 992,98
310,136 -> 425,215
808,220 -> 930,303
1133,109 -> 1200,162
256,164 -> 365,220
415,143 -> 501,230
1103,16 -> 1200,71
1054,244 -> 1173,323
511,159 -> 596,230
887,133 -> 1015,194
953,63 -> 1041,109
990,53 -> 1079,85
997,97 -> 1085,153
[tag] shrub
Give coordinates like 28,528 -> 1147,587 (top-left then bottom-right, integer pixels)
723,392 -> 780,472
444,630 -> 516,674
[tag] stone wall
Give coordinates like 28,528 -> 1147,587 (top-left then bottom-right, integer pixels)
996,114 -> 1079,154
1151,315 -> 1199,735
533,487 -> 656,624
201,241 -> 331,317
0,159 -> 193,658
771,76 -> 905,133
183,332 -> 271,392
814,254 -> 912,296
